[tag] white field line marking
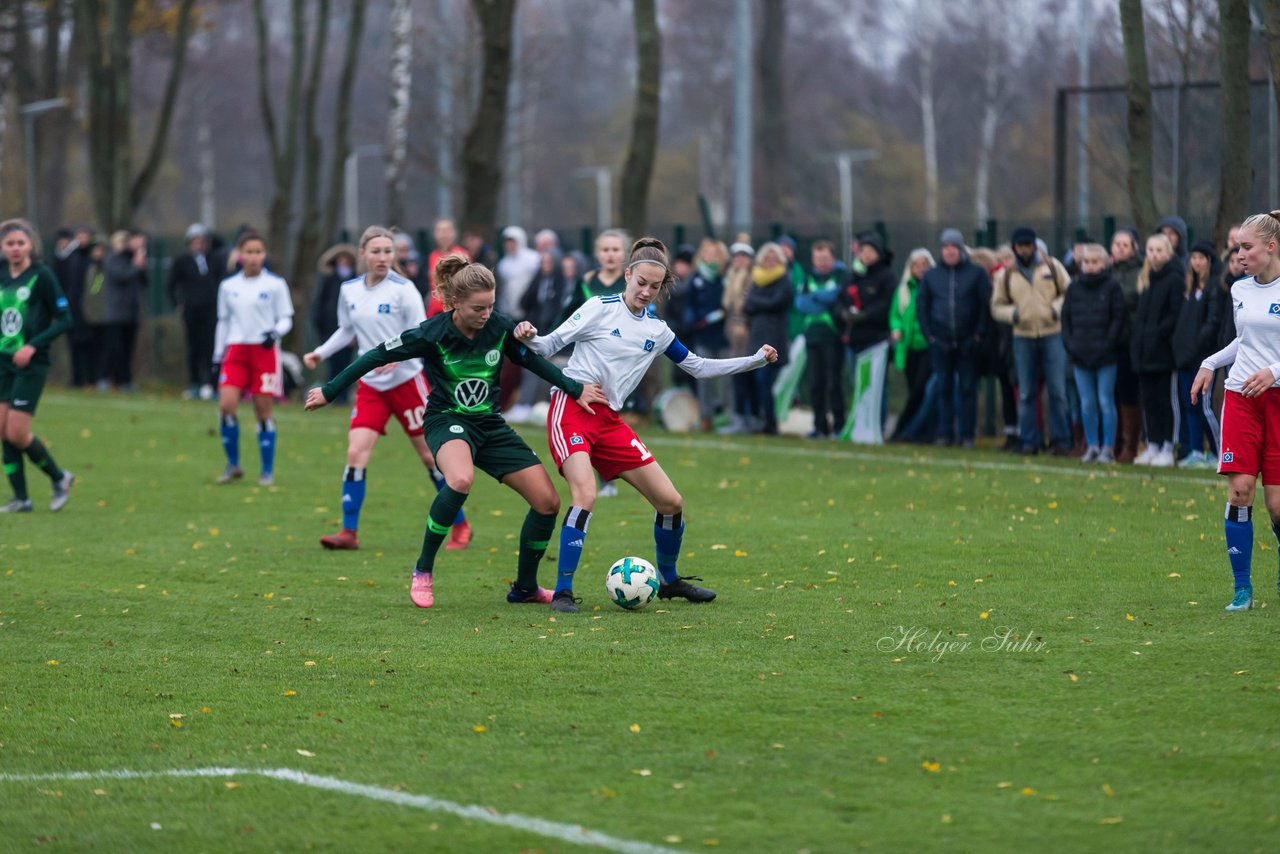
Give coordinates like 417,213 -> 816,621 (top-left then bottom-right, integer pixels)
47,391 -> 1219,488
0,767 -> 684,854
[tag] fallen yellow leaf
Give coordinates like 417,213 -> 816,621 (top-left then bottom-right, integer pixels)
628,723 -> 641,733
296,749 -> 315,757
921,760 -> 941,773
473,725 -> 487,733
282,690 -> 297,697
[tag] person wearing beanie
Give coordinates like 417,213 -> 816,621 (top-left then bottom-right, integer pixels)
991,227 -> 1073,455
839,231 -> 897,433
915,228 -> 991,447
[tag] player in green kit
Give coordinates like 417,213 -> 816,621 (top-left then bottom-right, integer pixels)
0,219 -> 74,513
305,255 -> 606,608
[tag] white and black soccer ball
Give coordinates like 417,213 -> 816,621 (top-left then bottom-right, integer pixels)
605,556 -> 660,610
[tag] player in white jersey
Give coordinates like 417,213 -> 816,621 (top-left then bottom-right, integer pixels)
1191,211 -> 1280,612
515,237 -> 777,612
212,232 -> 294,486
303,226 -> 471,551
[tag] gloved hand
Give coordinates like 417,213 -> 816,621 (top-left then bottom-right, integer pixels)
262,332 -> 278,349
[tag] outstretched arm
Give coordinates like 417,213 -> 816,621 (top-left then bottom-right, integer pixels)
666,338 -> 775,378
309,333 -> 419,408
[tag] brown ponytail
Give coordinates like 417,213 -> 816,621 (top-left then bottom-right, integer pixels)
625,236 -> 676,299
435,254 -> 495,309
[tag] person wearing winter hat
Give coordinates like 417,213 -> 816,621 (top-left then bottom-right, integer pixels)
1171,240 -> 1225,467
991,227 -> 1073,455
915,228 -> 991,447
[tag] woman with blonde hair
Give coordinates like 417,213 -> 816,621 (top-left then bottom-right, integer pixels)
1129,233 -> 1183,466
306,255 -> 605,610
1191,211 -> 1280,611
743,242 -> 793,434
888,248 -> 934,441
303,225 -> 471,552
720,242 -> 758,432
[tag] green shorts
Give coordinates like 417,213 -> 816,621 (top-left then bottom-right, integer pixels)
424,411 -> 543,481
0,362 -> 48,414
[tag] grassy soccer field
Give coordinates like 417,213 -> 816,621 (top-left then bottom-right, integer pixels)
1,390 -> 1276,853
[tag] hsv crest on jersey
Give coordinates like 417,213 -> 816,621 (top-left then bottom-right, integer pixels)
1269,303 -> 1280,315
643,339 -> 655,351
1223,452 -> 1234,463
258,291 -> 270,300
377,303 -> 391,314
569,434 -> 584,445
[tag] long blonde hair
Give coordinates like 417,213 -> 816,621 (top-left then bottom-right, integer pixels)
896,248 -> 935,312
1137,233 -> 1175,293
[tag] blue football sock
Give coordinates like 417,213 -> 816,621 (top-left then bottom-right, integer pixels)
341,466 -> 366,531
654,512 -> 684,583
1225,503 -> 1253,590
258,419 -> 277,475
430,467 -> 465,525
556,506 -> 591,594
220,414 -> 239,467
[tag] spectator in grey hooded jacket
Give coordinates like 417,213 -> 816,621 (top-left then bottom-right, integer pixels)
915,228 -> 991,447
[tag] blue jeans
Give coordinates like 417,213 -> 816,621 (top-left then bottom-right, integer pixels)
1012,334 -> 1070,449
1072,364 -> 1117,448
929,341 -> 979,442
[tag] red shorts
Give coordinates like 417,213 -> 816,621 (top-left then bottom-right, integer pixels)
219,343 -> 282,397
547,388 -> 656,481
1218,388 -> 1280,483
350,374 -> 430,437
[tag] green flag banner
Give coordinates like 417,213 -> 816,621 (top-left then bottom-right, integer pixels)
839,341 -> 888,444
772,334 -> 806,423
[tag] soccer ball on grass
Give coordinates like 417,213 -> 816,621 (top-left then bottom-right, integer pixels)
606,556 -> 660,610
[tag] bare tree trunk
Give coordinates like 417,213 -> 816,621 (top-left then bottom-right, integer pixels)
291,0 -> 331,323
0,2 -> 12,205
38,0 -> 72,230
321,0 -> 368,247
255,0 -> 307,267
921,48 -> 939,225
129,0 -> 196,215
385,0 -> 412,228
974,54 -> 1002,226
106,0 -> 132,229
74,0 -> 113,230
460,0 -> 517,236
1118,0 -> 1159,237
1262,0 -> 1280,201
755,0 -> 788,224
619,0 -> 661,238
1214,0 -> 1251,247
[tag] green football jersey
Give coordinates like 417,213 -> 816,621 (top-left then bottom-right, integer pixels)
322,310 -> 584,415
0,263 -> 72,366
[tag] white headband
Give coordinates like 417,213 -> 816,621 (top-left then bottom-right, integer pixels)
626,259 -> 667,272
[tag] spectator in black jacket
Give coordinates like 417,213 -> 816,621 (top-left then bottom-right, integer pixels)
1109,228 -> 1144,463
681,239 -> 730,430
797,239 -> 847,438
101,230 -> 148,391
52,225 -> 97,387
744,242 -> 793,435
839,232 -> 895,434
167,224 -> 224,400
1172,241 -> 1224,466
508,248 -> 574,423
1061,243 -> 1126,464
1130,234 -> 1184,467
915,228 -> 991,447
310,243 -> 358,404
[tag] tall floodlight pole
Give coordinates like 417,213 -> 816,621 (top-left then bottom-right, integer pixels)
1076,0 -> 1091,229
345,145 -> 384,237
505,11 -> 524,227
19,98 -> 66,232
574,167 -> 615,233
436,0 -> 454,218
731,0 -> 752,235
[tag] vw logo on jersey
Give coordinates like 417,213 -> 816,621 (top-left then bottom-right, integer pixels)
377,303 -> 391,314
15,286 -> 31,301
0,308 -> 22,337
484,349 -> 501,366
1269,303 -> 1280,316
454,378 -> 490,410
643,338 -> 655,352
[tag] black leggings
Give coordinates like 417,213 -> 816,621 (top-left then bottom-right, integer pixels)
1137,371 -> 1174,445
805,338 -> 846,434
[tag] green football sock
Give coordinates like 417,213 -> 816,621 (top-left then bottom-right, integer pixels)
515,509 -> 557,591
23,436 -> 63,483
3,441 -> 27,501
415,485 -> 469,572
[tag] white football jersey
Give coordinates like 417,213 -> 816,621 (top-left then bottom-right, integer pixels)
528,294 -> 768,411
1221,276 -> 1280,391
214,270 -> 294,356
314,271 -> 426,391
